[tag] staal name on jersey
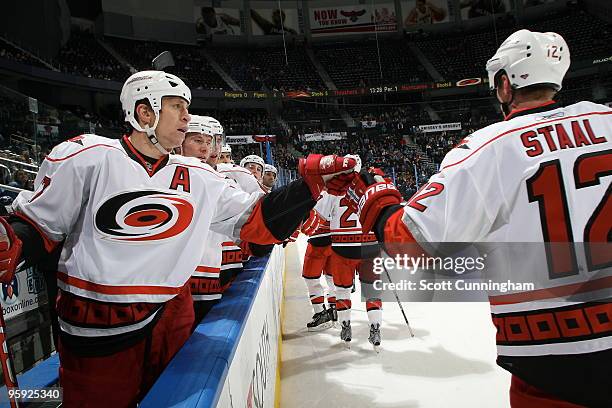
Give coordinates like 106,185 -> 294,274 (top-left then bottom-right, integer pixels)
520,118 -> 607,157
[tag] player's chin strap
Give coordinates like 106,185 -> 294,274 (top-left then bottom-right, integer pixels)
144,124 -> 171,155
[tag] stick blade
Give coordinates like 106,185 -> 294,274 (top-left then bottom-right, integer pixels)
152,51 -> 175,71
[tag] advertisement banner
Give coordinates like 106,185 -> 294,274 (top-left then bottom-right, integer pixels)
226,135 -> 277,144
36,124 -> 59,139
362,120 -> 378,128
1,267 -> 48,321
310,3 -> 397,36
251,2 -> 300,36
418,122 -> 462,132
402,0 -> 451,26
302,132 -> 347,142
460,0 -> 512,20
195,2 -> 242,37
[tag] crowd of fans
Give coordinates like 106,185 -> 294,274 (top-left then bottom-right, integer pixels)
414,7 -> 611,80
56,28 -> 130,81
213,45 -> 327,92
315,39 -> 428,89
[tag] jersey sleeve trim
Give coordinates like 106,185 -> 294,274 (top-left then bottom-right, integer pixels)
57,271 -> 184,296
12,211 -> 60,253
195,266 -> 221,273
45,144 -> 124,162
489,276 -> 612,305
442,111 -> 612,171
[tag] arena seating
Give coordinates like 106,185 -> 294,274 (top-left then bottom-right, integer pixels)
315,39 -> 429,89
415,8 -> 612,80
107,37 -> 228,90
211,45 -> 326,91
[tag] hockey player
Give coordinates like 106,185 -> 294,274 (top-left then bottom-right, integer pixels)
178,115 -> 226,325
349,30 -> 611,406
262,164 -> 278,190
328,156 -> 383,350
301,192 -> 337,331
0,70 -> 359,407
240,154 -> 265,182
219,144 -> 232,164
207,117 -> 273,295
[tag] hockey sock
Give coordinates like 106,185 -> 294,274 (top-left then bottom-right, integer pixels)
324,273 -> 336,307
336,287 -> 352,323
304,277 -> 325,313
366,299 -> 382,326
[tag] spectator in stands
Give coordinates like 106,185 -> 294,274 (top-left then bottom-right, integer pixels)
8,169 -> 30,194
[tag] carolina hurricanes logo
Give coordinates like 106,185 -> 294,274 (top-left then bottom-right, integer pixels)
94,190 -> 194,242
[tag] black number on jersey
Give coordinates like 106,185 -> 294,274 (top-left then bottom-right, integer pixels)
527,150 -> 611,278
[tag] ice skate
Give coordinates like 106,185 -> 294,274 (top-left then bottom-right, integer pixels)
369,323 -> 381,353
327,304 -> 338,327
340,320 -> 352,348
307,308 -> 333,332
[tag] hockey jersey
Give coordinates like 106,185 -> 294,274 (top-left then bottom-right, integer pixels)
188,163 -> 264,301
217,163 -> 266,284
381,101 -> 611,404
327,194 -> 379,259
13,135 -> 269,338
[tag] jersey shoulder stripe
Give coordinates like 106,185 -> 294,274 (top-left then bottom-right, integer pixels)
441,109 -> 612,171
45,134 -> 123,163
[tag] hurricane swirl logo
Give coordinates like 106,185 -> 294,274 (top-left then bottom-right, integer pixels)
94,190 -> 194,242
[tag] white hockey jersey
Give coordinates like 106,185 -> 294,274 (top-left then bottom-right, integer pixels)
189,170 -> 250,301
326,194 -> 378,259
190,165 -> 260,302
395,101 -> 611,358
13,135 -> 265,306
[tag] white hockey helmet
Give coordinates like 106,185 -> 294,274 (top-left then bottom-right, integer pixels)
486,30 -> 570,92
187,114 -> 213,136
221,144 -> 232,154
240,155 -> 265,171
263,164 -> 277,175
200,116 -> 225,149
120,70 -> 191,154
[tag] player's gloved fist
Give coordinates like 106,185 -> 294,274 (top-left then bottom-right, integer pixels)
301,209 -> 322,235
0,217 -> 22,284
347,169 -> 402,233
298,154 -> 359,199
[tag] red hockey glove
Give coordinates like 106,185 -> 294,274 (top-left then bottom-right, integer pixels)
301,210 -> 322,236
347,169 -> 402,233
298,154 -> 358,199
0,217 -> 22,284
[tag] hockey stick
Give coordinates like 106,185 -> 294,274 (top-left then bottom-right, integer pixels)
0,305 -> 19,407
152,51 -> 175,71
381,261 -> 414,337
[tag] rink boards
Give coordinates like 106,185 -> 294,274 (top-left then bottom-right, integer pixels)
142,246 -> 285,408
